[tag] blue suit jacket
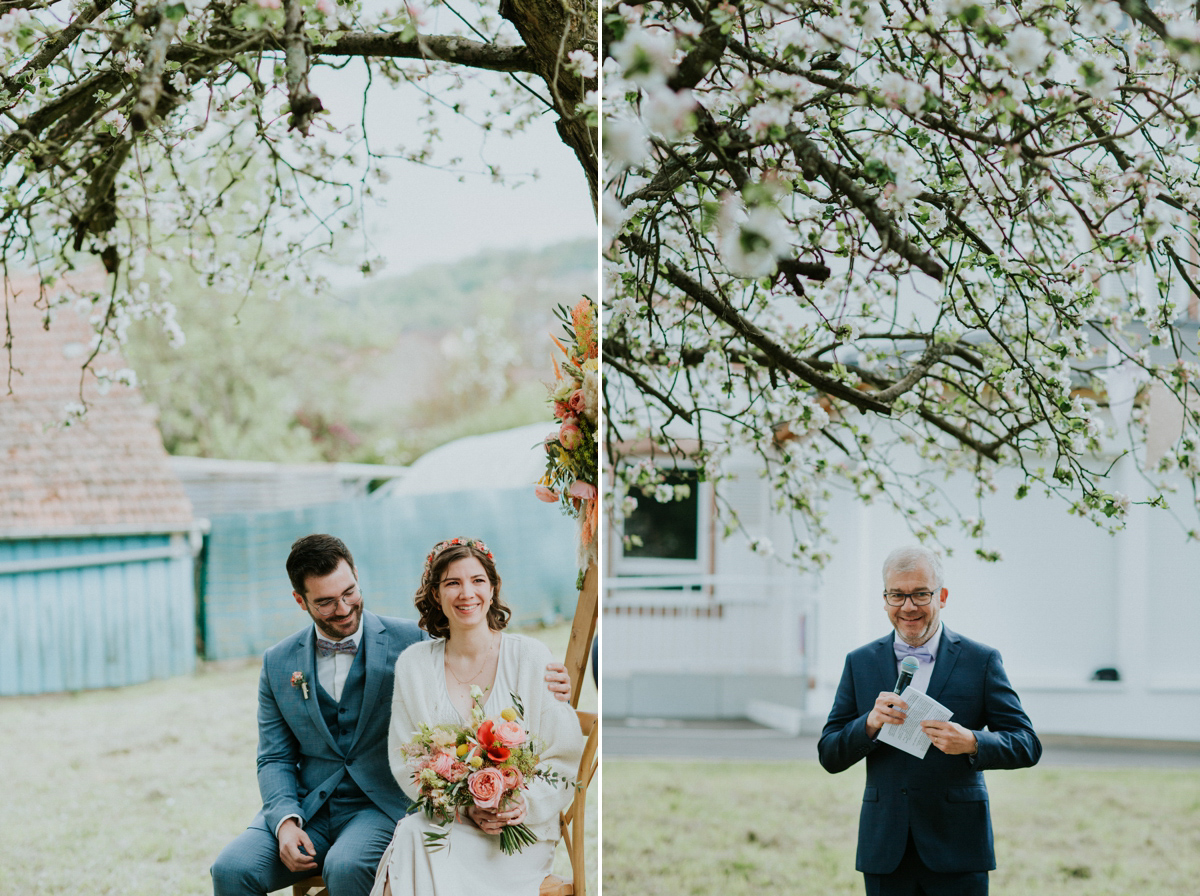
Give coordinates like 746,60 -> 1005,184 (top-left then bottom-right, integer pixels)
817,627 -> 1041,874
255,611 -> 427,835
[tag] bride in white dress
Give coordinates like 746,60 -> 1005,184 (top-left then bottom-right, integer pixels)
369,538 -> 584,896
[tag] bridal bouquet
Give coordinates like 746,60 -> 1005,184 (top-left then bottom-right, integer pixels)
399,687 -> 567,855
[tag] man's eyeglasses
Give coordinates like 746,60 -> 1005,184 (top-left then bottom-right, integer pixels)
883,590 -> 936,607
310,587 -> 362,617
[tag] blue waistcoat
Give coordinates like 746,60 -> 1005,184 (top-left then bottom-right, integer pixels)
315,643 -> 370,811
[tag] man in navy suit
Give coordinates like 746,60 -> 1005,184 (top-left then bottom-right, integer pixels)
211,534 -> 570,896
818,546 -> 1041,895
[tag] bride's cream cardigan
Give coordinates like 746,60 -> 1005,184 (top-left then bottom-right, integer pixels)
386,632 -> 585,842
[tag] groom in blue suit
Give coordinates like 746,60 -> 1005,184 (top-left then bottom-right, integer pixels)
212,534 -> 570,896
818,546 -> 1041,895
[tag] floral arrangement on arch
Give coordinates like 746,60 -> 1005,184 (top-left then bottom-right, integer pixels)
399,687 -> 568,855
536,297 -> 599,571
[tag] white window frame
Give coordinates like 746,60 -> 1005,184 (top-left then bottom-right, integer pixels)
612,463 -> 712,577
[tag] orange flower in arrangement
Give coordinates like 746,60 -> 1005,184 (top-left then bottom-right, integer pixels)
570,297 -> 597,361
476,718 -> 512,763
538,297 -> 598,577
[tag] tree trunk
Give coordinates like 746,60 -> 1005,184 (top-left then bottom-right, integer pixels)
499,0 -> 598,214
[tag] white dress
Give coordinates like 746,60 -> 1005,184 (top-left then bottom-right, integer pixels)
369,634 -> 582,896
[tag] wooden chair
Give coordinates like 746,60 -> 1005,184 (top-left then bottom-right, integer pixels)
538,561 -> 598,896
293,562 -> 599,896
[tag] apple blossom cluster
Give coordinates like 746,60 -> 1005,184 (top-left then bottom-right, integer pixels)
605,0 -> 1200,561
1,0 -> 591,400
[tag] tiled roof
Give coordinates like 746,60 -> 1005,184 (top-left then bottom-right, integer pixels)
0,276 -> 193,534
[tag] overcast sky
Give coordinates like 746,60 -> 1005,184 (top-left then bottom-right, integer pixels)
310,61 -> 597,284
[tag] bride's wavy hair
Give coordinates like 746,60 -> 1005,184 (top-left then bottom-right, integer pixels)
414,538 -> 511,638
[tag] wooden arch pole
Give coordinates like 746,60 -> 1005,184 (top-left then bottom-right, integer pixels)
563,560 -> 598,709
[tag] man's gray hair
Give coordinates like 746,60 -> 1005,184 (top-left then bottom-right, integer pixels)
882,545 -> 945,590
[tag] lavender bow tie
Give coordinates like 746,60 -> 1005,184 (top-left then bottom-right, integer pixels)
894,642 -> 933,664
316,638 -> 357,658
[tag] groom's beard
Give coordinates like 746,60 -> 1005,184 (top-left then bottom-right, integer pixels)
315,601 -> 363,641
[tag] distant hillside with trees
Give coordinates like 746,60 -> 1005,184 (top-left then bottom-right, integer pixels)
125,239 -> 595,465
340,240 -> 597,331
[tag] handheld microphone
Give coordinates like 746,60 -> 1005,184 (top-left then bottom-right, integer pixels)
894,656 -> 919,694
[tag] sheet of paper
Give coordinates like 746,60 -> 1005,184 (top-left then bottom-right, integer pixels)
876,687 -> 953,759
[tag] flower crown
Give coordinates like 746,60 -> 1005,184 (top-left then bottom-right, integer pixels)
422,537 -> 495,580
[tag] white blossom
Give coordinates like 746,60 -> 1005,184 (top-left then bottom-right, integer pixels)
746,100 -> 792,137
877,72 -> 926,114
568,49 -> 597,79
610,27 -> 677,87
1077,57 -> 1121,101
1004,26 -> 1050,76
640,86 -> 696,138
602,193 -> 629,249
718,195 -> 790,278
604,116 -> 651,169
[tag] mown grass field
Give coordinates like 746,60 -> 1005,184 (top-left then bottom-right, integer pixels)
0,623 -> 594,896
602,758 -> 1200,895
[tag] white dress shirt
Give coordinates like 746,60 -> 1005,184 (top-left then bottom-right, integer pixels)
314,620 -> 364,702
904,621 -> 944,694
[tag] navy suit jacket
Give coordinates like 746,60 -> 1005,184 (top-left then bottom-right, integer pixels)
818,627 -> 1041,874
255,610 -> 427,834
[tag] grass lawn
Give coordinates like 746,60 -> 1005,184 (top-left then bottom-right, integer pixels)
602,759 -> 1200,895
0,623 -> 594,896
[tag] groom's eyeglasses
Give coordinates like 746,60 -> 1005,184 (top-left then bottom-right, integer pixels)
883,590 -> 936,606
310,586 -> 362,617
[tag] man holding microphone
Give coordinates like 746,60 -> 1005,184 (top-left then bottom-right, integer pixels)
818,546 -> 1041,895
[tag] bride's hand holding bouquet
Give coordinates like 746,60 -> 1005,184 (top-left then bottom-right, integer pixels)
399,688 -> 568,855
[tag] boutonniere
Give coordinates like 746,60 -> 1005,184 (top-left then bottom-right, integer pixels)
291,671 -> 310,699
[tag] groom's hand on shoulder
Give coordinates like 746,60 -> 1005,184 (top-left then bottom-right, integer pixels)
545,663 -> 571,702
277,818 -> 318,872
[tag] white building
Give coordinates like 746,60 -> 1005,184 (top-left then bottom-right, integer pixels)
603,445 -> 1200,743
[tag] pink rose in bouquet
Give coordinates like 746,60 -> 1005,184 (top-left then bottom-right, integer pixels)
429,751 -> 457,779
567,481 -> 597,501
494,719 -> 528,748
500,765 -> 524,790
559,422 -> 582,450
467,766 -> 506,810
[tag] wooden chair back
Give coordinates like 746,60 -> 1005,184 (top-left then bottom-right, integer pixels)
537,560 -> 598,895
538,708 -> 598,896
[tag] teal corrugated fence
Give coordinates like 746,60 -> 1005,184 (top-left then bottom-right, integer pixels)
201,487 -> 580,660
0,534 -> 196,695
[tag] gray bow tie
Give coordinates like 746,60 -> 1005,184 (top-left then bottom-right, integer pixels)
316,638 -> 357,658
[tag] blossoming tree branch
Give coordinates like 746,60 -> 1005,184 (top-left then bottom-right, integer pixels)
0,0 -> 596,371
603,0 -> 1200,561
